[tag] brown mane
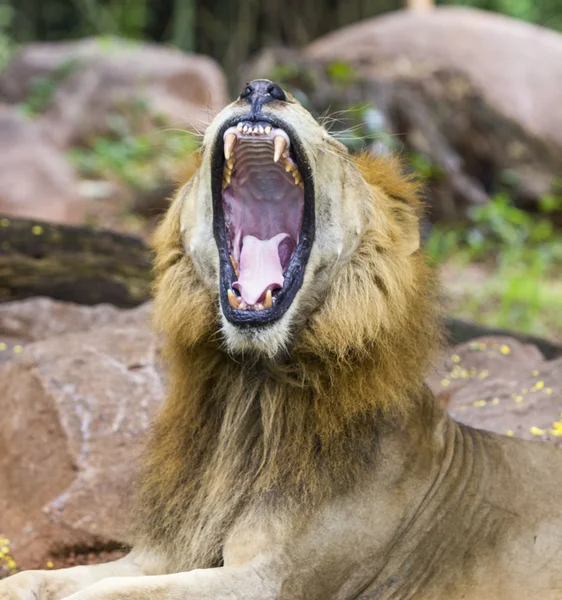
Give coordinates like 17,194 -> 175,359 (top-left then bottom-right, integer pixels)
132,153 -> 443,572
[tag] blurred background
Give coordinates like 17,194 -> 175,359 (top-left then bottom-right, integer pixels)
1,0 -> 562,578
0,0 -> 561,340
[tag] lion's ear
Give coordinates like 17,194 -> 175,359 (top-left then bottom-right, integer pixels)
392,202 -> 420,256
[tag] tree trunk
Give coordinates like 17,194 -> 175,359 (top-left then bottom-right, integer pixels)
0,216 -> 152,307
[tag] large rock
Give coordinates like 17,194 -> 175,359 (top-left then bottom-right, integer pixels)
0,301 -> 162,569
0,37 -> 228,148
0,106 -> 85,223
306,7 -> 562,149
428,336 -> 562,443
0,298 -> 152,364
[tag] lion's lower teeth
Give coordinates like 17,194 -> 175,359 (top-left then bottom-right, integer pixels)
227,288 -> 274,311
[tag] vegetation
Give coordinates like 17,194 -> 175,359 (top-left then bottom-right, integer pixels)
67,110 -> 197,190
427,194 -> 562,338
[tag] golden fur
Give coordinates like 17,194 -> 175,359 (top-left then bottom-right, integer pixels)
133,137 -> 443,571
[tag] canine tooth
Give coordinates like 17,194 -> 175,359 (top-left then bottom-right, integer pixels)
224,133 -> 236,160
223,171 -> 231,187
273,136 -> 287,163
265,126 -> 272,134
230,255 -> 239,277
228,289 -> 240,309
264,290 -> 272,309
237,123 -> 243,133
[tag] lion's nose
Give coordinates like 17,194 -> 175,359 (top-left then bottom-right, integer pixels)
239,79 -> 286,114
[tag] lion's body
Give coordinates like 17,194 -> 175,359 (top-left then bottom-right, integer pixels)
1,82 -> 562,600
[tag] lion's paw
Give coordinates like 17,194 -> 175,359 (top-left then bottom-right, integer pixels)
0,570 -> 79,600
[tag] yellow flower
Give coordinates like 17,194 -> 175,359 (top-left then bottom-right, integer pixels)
500,345 -> 511,355
530,426 -> 545,436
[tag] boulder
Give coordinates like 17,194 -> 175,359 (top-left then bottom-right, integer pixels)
306,7 -> 562,149
0,302 -> 162,569
0,37 -> 228,148
0,298 -> 152,364
0,106 -> 85,224
428,336 -> 562,444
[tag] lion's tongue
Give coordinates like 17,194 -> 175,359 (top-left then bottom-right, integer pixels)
233,233 -> 289,305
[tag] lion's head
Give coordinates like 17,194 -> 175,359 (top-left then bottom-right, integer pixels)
154,79 -> 433,362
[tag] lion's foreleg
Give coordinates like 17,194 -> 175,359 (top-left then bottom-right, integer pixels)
60,563 -> 279,600
0,549 -> 165,600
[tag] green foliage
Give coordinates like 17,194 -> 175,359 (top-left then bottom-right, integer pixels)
427,194 -> 562,336
326,60 -> 357,86
409,152 -> 445,183
68,116 -> 198,190
18,59 -> 79,117
0,4 -> 15,71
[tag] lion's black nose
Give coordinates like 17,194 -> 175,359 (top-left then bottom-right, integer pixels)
239,79 -> 286,115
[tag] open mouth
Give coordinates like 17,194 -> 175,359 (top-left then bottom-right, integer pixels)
212,116 -> 315,326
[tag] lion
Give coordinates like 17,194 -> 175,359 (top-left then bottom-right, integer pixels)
2,79 -> 562,600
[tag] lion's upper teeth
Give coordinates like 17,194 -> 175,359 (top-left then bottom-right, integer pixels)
273,136 -> 287,163
222,124 -> 300,193
224,132 -> 237,160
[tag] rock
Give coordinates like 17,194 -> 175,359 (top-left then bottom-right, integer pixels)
0,106 -> 85,223
0,298 -> 152,365
0,37 -> 228,148
428,336 -> 562,444
306,7 -> 562,149
0,322 -> 163,569
445,318 -> 562,361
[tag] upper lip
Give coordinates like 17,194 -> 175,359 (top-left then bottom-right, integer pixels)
211,113 -> 315,327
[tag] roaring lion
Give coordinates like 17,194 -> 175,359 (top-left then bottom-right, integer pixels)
2,79 -> 562,600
